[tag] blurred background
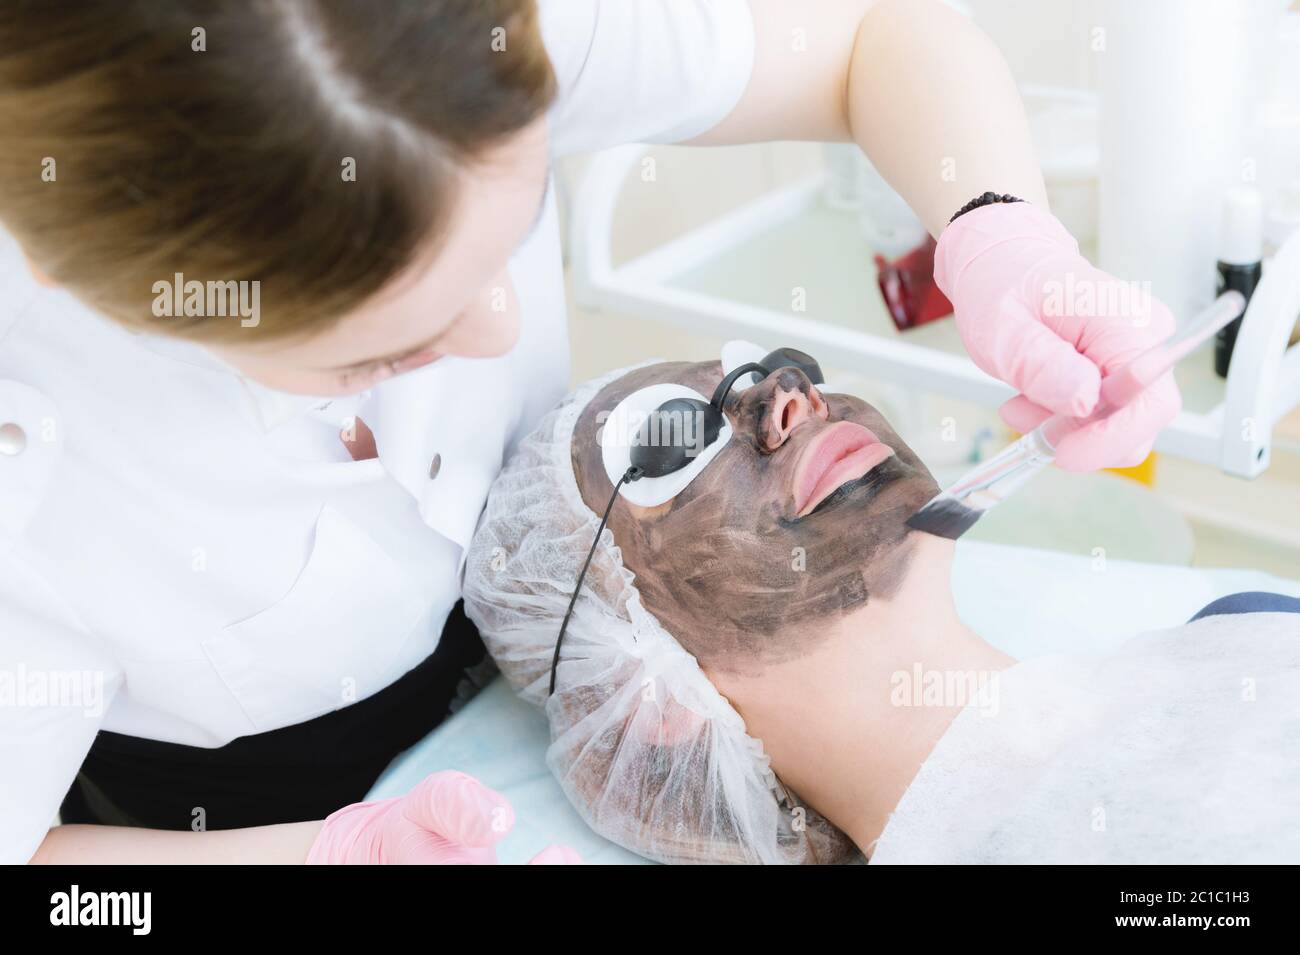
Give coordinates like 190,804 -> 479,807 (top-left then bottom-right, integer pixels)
549,0 -> 1300,579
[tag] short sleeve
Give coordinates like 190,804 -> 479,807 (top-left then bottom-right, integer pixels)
541,0 -> 756,155
0,556 -> 121,862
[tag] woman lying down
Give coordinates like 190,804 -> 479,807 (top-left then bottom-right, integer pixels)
463,352 -> 1300,864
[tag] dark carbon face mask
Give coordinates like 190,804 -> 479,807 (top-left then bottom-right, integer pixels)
551,346 -> 828,694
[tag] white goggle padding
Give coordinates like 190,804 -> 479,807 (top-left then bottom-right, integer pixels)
720,340 -> 767,394
600,382 -> 733,507
721,339 -> 839,395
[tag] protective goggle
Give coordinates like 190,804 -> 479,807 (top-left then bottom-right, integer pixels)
598,341 -> 832,508
552,342 -> 830,694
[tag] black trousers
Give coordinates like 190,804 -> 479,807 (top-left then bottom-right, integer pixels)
59,602 -> 488,831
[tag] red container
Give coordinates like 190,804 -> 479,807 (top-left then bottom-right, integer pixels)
875,235 -> 953,332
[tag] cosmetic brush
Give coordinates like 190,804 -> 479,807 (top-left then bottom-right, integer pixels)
906,290 -> 1247,540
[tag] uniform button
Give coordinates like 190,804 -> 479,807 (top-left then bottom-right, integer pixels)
0,422 -> 26,456
428,453 -> 442,480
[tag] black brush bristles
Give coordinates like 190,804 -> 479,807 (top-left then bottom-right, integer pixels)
905,496 -> 984,541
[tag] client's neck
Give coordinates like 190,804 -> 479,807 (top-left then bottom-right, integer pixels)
707,533 -> 1014,859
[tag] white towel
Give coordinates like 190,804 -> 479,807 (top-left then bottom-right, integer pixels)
871,612 -> 1300,864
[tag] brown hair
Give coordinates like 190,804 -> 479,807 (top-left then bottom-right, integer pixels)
0,0 -> 555,341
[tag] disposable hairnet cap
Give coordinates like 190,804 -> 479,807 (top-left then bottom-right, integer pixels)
464,363 -> 858,865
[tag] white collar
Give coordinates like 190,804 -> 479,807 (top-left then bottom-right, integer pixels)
238,377 -> 337,432
135,331 -> 336,432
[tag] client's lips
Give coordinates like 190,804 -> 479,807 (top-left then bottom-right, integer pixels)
792,421 -> 895,517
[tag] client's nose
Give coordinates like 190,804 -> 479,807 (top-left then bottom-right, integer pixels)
729,367 -> 829,452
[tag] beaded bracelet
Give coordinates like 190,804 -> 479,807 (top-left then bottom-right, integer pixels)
949,191 -> 1024,224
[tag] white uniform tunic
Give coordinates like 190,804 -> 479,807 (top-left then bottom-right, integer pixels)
0,0 -> 755,862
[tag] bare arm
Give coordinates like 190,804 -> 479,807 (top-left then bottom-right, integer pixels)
690,0 -> 1048,235
30,821 -> 322,864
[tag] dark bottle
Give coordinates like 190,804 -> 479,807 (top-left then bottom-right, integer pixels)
1214,187 -> 1264,379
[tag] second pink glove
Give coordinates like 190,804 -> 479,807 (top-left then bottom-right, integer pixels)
306,770 -> 582,865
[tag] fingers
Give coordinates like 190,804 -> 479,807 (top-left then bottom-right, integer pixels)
998,394 -> 1052,434
965,297 -> 1102,418
527,845 -> 584,865
1052,372 -> 1180,471
1110,439 -> 1156,470
397,830 -> 501,866
402,770 -> 515,849
1070,284 -> 1178,373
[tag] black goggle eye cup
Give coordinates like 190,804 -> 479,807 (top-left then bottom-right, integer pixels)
749,347 -> 825,388
712,348 -> 824,410
628,396 -> 723,479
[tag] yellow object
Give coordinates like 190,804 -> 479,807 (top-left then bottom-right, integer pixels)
1106,450 -> 1158,487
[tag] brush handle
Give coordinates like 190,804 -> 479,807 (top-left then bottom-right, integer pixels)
1036,386 -> 1128,450
937,427 -> 1057,502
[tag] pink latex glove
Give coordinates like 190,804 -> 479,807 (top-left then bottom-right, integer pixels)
935,201 -> 1182,471
305,770 -> 582,865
